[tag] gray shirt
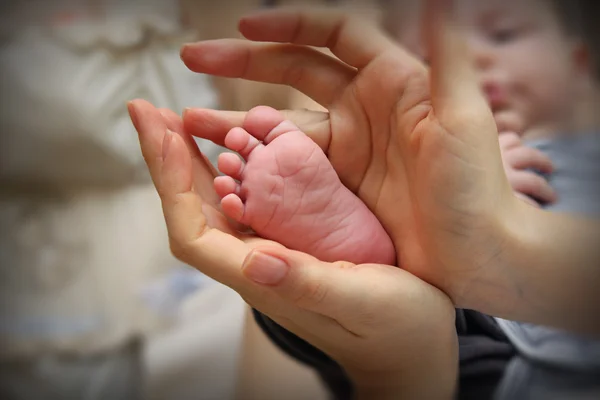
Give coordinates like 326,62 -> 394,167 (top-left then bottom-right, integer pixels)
495,132 -> 600,399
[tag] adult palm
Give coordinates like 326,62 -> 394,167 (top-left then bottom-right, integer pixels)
181,4 -> 515,305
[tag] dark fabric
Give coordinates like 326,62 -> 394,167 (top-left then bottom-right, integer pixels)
253,308 -> 515,400
455,309 -> 516,400
253,309 -> 352,400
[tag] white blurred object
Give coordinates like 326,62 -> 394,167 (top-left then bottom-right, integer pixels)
140,266 -> 216,322
0,2 -> 223,399
0,0 -> 221,188
144,283 -> 246,400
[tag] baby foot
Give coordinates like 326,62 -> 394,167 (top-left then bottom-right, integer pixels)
215,106 -> 395,265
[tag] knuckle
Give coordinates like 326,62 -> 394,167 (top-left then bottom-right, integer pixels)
168,236 -> 190,262
168,228 -> 208,263
291,278 -> 329,308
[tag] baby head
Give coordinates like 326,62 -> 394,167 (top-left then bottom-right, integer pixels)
381,0 -> 599,139
458,0 -> 597,139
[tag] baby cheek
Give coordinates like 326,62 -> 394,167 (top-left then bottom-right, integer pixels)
534,70 -> 577,120
507,57 -> 573,124
521,43 -> 577,100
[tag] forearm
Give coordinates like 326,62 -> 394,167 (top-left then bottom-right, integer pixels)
251,309 -> 458,399
508,204 -> 600,335
351,325 -> 458,400
464,199 -> 600,337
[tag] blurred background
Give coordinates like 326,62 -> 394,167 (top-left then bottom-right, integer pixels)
0,1 -> 376,399
0,0 -> 599,400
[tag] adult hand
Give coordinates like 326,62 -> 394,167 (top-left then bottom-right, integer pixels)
180,2 -> 517,305
180,3 -> 600,335
498,132 -> 556,206
127,99 -> 457,398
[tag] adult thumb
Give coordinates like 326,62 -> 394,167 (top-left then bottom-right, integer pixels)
425,0 -> 493,131
241,247 -> 360,319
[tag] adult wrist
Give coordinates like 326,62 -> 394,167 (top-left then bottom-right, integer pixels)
497,200 -> 600,335
347,324 -> 458,400
445,193 -> 526,314
454,195 -> 600,336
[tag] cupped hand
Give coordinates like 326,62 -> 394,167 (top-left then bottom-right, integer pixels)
180,1 -> 521,306
127,100 -> 457,398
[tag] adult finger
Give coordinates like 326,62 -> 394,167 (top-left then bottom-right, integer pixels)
158,136 -> 255,287
181,40 -> 355,107
503,146 -> 554,174
158,108 -> 184,133
158,108 -> 204,166
128,100 -> 167,186
238,7 -> 398,69
129,100 -> 200,237
426,0 -> 492,128
158,108 -> 221,207
510,172 -> 557,204
240,246 -> 400,336
129,100 -> 252,288
241,245 -> 451,340
183,107 -> 332,152
133,104 -> 341,346
130,101 -> 347,321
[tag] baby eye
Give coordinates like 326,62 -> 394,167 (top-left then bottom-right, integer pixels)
489,27 -> 520,44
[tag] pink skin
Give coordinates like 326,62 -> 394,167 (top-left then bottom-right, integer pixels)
215,106 -> 396,265
386,0 -> 560,204
459,0 -> 586,138
498,132 -> 556,205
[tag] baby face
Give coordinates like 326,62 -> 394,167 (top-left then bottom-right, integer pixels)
456,0 -> 584,135
384,0 -> 587,136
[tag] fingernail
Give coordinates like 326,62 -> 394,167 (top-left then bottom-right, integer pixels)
127,101 -> 139,129
162,129 -> 174,160
242,251 -> 289,285
180,43 -> 193,59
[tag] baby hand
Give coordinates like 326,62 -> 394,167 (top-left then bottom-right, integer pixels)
498,132 -> 556,206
